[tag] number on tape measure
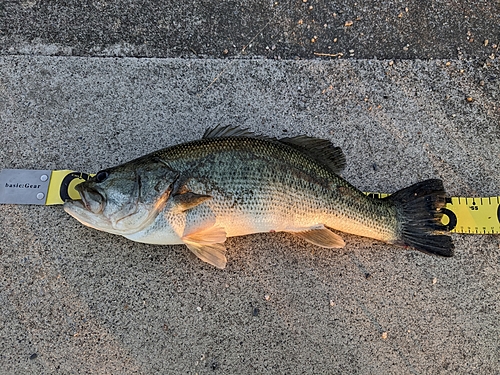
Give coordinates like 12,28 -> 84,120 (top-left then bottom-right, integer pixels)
444,196 -> 500,234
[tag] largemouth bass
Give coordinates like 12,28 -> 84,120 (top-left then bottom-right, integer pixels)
64,126 -> 453,268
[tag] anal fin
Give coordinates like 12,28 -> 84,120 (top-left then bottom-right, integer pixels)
290,225 -> 345,248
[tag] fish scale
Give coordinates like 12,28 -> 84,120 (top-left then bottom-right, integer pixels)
142,136 -> 398,241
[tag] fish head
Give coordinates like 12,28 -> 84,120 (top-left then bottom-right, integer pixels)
64,158 -> 178,235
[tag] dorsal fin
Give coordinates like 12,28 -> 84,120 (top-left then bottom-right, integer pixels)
203,125 -> 274,141
202,126 -> 346,174
203,125 -> 257,139
279,136 -> 346,174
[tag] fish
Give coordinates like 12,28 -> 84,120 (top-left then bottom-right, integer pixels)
64,126 -> 454,269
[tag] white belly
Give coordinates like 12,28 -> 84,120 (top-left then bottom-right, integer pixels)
123,212 -> 183,245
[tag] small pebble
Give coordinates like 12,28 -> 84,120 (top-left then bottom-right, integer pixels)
196,306 -> 202,312
345,20 -> 353,27
381,332 -> 388,339
432,277 -> 437,284
264,294 -> 270,301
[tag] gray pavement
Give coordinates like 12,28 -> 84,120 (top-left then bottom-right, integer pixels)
1,56 -> 499,374
1,0 -> 499,60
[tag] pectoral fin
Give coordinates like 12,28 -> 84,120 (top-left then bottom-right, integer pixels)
290,225 -> 345,248
169,192 -> 212,214
182,224 -> 228,269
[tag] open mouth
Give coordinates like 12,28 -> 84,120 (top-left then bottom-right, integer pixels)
76,185 -> 105,214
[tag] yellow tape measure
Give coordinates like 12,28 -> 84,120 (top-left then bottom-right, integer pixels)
3,170 -> 499,235
442,196 -> 500,234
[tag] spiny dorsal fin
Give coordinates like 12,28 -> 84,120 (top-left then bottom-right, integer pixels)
279,136 -> 346,174
203,125 -> 275,141
203,125 -> 258,139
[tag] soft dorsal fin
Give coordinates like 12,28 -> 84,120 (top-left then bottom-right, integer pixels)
279,136 -> 346,174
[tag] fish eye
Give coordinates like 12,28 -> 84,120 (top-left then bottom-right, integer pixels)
95,170 -> 110,183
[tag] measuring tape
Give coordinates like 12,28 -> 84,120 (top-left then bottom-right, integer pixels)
1,169 -> 499,234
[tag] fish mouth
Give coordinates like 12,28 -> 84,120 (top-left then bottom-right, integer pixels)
76,185 -> 105,214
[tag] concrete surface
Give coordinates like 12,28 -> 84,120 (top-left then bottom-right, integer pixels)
1,0 -> 499,60
0,55 -> 499,374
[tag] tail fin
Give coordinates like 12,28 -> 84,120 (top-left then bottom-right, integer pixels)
386,179 -> 454,257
